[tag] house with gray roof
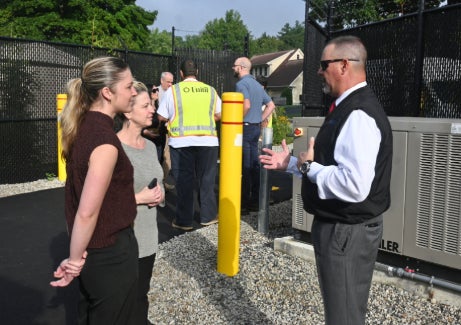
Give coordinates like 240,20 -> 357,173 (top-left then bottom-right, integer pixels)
250,49 -> 304,105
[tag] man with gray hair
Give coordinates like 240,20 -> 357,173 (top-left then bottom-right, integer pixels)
158,71 -> 175,190
158,71 -> 174,101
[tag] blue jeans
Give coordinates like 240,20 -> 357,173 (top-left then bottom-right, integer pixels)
170,146 -> 218,226
242,124 -> 261,206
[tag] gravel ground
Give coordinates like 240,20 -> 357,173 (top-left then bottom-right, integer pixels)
148,202 -> 461,325
2,179 -> 460,324
0,178 -> 64,198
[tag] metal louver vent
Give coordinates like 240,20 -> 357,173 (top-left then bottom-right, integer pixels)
416,133 -> 461,255
294,193 -> 305,226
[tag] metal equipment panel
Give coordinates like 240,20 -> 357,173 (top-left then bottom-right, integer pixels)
291,116 -> 461,271
403,126 -> 461,270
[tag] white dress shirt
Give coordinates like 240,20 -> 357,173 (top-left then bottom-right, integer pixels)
287,82 -> 381,203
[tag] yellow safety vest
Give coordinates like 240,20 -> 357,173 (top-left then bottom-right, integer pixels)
169,82 -> 218,137
262,105 -> 273,128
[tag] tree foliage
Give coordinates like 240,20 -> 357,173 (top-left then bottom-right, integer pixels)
1,1 -> 453,55
249,21 -> 305,55
250,33 -> 284,55
142,10 -> 251,53
309,0 -> 444,30
278,21 -> 305,50
197,10 -> 250,52
145,28 -> 181,55
0,0 -> 157,51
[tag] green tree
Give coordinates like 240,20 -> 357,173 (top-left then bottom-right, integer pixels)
278,21 -> 305,50
146,28 -> 174,55
0,0 -> 157,51
308,0 -> 444,30
250,33 -> 284,55
196,10 -> 250,52
182,34 -> 201,48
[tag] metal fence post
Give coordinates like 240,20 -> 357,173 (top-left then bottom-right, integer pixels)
258,127 -> 273,235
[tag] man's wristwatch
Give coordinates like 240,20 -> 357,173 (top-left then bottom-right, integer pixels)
299,160 -> 313,175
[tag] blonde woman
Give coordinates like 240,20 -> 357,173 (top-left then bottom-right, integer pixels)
117,81 -> 164,324
50,57 -> 156,324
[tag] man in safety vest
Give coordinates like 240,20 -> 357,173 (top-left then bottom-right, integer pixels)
157,59 -> 222,231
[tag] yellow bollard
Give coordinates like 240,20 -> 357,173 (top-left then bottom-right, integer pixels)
217,92 -> 244,276
56,94 -> 67,182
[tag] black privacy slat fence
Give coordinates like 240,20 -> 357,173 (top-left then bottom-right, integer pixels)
333,4 -> 461,118
301,3 -> 461,118
0,38 -> 240,184
1,2 -> 460,184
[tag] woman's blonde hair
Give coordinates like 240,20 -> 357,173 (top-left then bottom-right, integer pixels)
133,80 -> 148,94
60,56 -> 129,160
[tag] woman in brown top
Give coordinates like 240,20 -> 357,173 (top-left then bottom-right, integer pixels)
50,57 -> 157,324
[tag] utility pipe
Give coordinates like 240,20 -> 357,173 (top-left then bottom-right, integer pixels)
375,262 -> 461,293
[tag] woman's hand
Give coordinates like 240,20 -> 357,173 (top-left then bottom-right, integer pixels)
50,251 -> 88,287
136,184 -> 164,207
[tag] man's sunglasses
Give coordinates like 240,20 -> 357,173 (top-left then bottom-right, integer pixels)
320,58 -> 359,71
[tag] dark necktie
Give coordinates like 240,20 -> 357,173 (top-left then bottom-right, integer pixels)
328,102 -> 336,114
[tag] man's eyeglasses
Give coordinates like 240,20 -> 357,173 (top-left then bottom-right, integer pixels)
233,64 -> 245,69
320,58 -> 359,71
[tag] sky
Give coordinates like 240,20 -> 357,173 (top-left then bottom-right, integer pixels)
135,0 -> 306,38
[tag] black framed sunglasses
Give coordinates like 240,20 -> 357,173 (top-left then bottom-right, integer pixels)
320,58 -> 359,71
151,87 -> 159,93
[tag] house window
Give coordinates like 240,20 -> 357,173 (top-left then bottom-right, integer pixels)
264,67 -> 268,76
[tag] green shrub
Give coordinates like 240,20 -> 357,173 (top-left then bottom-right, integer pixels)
271,106 -> 293,145
45,172 -> 56,181
281,87 -> 293,105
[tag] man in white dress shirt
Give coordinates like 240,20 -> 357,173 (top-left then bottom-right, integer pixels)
259,35 -> 393,325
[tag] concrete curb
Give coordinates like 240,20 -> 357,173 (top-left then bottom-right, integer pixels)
274,236 -> 461,308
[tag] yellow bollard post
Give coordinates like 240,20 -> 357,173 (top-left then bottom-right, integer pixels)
56,94 -> 67,182
217,92 -> 244,276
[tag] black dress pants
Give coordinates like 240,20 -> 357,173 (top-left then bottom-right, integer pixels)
78,227 -> 139,325
135,254 -> 156,325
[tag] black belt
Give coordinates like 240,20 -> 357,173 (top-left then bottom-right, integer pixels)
243,122 -> 260,126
